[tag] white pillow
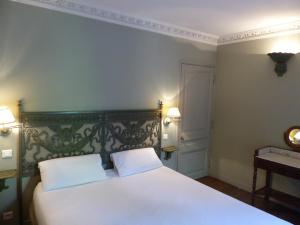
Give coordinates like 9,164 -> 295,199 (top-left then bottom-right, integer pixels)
111,148 -> 163,177
39,154 -> 107,191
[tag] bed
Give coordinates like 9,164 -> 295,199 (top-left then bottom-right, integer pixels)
17,100 -> 292,225
33,166 -> 291,225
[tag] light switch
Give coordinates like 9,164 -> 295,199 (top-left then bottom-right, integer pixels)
163,133 -> 168,140
1,149 -> 13,159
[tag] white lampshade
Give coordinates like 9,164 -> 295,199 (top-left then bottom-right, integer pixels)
0,106 -> 15,125
167,107 -> 181,118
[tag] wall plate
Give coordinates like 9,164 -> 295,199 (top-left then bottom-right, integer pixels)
1,149 -> 13,159
3,211 -> 14,220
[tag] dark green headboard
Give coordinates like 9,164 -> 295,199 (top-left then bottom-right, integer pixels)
19,101 -> 162,177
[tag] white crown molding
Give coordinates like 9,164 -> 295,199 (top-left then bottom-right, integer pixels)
12,0 -> 219,45
218,20 -> 300,45
9,0 -> 300,46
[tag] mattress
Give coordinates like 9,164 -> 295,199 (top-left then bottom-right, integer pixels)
33,166 -> 291,225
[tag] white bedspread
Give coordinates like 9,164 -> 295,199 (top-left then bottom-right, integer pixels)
33,167 -> 291,225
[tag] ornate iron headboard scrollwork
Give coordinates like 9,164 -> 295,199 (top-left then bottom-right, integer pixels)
18,100 -> 162,224
19,102 -> 162,176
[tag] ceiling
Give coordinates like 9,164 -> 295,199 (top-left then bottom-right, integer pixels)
13,0 -> 300,45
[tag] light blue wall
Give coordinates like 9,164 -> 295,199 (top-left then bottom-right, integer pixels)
0,1 -> 216,112
0,1 -> 216,224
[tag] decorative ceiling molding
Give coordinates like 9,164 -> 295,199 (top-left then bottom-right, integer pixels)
10,0 -> 300,46
12,0 -> 219,45
218,20 -> 300,45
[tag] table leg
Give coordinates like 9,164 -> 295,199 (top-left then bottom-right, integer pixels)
251,166 -> 257,205
265,170 -> 272,202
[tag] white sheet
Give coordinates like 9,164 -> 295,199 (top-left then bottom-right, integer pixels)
33,167 -> 291,225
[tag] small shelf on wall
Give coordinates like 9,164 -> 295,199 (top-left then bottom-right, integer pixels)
0,169 -> 17,192
162,146 -> 176,160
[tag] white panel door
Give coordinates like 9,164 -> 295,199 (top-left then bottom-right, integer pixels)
178,64 -> 214,179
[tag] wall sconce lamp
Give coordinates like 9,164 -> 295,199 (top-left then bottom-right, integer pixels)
163,107 -> 181,126
0,106 -> 16,136
268,52 -> 294,77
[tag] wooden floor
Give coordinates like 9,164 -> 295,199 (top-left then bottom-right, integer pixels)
198,176 -> 300,225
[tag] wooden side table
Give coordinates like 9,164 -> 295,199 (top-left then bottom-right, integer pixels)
0,169 -> 17,193
252,146 -> 300,208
